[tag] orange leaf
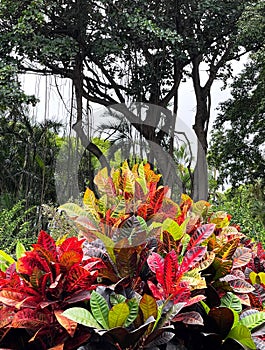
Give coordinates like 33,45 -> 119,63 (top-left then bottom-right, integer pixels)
59,250 -> 83,270
48,344 -> 64,350
55,310 -> 77,337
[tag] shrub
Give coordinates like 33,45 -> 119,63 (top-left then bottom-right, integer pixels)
0,200 -> 37,254
1,162 -> 265,350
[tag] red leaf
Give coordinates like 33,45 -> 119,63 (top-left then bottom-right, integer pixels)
160,198 -> 179,219
147,252 -> 164,286
64,290 -> 91,304
59,250 -> 83,270
147,280 -> 164,299
59,237 -> 85,255
32,244 -> 57,263
232,247 -> 252,268
229,279 -> 255,293
37,230 -> 57,260
252,284 -> 265,304
39,272 -> 52,296
180,246 -> 207,274
184,294 -> 205,307
83,257 -> 106,271
150,187 -> 168,214
64,266 -> 97,292
164,250 -> 178,294
0,306 -> 15,327
0,289 -> 40,308
137,204 -> 148,220
173,311 -> 204,325
11,308 -> 50,329
17,251 -> 51,275
187,224 -> 215,250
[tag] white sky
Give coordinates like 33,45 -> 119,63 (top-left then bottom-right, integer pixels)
21,56 -> 247,142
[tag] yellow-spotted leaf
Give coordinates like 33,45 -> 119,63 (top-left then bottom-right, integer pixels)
83,188 -> 100,221
216,238 -> 239,260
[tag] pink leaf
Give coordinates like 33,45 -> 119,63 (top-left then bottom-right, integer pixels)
187,224 -> 215,249
180,246 -> 207,274
147,252 -> 164,286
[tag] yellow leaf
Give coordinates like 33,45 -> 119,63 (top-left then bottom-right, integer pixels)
249,271 -> 257,285
108,303 -> 130,328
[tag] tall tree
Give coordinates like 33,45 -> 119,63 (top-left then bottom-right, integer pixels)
209,51 -> 265,190
0,0 -> 263,200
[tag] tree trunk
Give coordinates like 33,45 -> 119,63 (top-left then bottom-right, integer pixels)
191,56 -> 210,201
192,140 -> 208,201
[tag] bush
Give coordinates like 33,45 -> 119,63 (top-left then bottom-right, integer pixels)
212,185 -> 265,244
1,162 -> 265,350
0,200 -> 37,254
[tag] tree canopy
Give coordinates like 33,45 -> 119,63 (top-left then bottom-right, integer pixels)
0,0 -> 264,199
209,49 -> 265,189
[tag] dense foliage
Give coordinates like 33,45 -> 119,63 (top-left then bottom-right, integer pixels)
209,53 -> 265,189
0,116 -> 61,208
211,185 -> 265,245
0,201 -> 37,254
1,162 -> 265,350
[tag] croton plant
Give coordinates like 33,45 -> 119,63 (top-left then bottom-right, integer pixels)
1,161 -> 265,350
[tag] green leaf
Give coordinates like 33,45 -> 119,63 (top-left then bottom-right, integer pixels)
83,188 -> 101,222
98,194 -> 108,215
221,292 -> 242,313
180,233 -> 190,256
136,162 -> 148,195
121,160 -> 135,194
110,293 -> 126,306
136,216 -> 148,231
59,203 -> 87,217
59,203 -> 99,227
162,218 -> 188,240
0,250 -> 15,265
90,291 -> 109,329
152,303 -> 163,331
124,298 -> 139,327
111,198 -> 126,218
35,153 -> 45,169
108,303 -> 130,328
227,325 -> 256,350
16,241 -> 26,260
240,311 -> 265,331
62,307 -> 102,329
200,301 -> 210,314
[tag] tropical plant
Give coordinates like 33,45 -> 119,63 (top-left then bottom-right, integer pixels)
2,162 -> 265,349
0,230 -> 105,349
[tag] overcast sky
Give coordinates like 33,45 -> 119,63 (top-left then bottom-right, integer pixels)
21,56 -> 247,143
